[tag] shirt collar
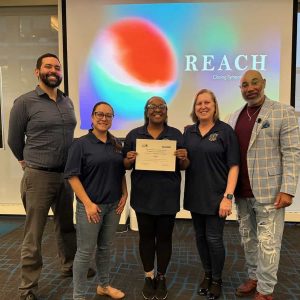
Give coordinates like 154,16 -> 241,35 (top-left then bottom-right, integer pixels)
190,119 -> 222,134
35,85 -> 65,99
87,129 -> 113,144
137,125 -> 150,136
137,124 -> 172,139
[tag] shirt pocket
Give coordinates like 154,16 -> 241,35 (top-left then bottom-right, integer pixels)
268,166 -> 282,176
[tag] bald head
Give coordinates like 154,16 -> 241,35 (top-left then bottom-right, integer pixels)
240,70 -> 266,106
240,70 -> 264,85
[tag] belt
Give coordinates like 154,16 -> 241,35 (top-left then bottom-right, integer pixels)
27,165 -> 65,173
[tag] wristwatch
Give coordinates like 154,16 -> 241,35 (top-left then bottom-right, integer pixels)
224,194 -> 234,200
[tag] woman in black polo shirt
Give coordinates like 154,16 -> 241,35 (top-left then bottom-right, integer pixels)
184,89 -> 239,300
64,101 -> 127,300
123,96 -> 188,300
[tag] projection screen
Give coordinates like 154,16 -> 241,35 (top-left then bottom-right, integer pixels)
62,0 -> 296,139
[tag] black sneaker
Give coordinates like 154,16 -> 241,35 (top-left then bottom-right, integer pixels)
207,279 -> 222,300
142,277 -> 155,300
198,273 -> 212,295
155,275 -> 168,300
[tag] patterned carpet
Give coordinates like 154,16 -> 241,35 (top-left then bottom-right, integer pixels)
0,217 -> 24,237
0,217 -> 300,300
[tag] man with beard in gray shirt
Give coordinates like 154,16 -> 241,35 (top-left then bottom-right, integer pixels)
8,53 -> 94,300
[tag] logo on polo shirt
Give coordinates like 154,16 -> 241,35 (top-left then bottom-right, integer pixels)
209,133 -> 218,142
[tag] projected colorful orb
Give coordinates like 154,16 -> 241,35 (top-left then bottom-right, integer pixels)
80,18 -> 178,129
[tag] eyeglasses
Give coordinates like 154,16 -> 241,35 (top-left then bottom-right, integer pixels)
94,111 -> 114,120
147,104 -> 167,110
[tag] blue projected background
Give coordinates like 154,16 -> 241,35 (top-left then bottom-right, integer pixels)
65,1 -> 292,133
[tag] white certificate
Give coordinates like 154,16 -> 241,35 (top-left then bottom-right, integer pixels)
135,139 -> 177,171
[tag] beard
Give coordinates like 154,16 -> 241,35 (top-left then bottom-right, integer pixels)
245,95 -> 264,107
242,90 -> 265,106
39,73 -> 62,88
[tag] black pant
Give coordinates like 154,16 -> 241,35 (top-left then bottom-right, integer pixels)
191,212 -> 226,280
136,212 -> 176,274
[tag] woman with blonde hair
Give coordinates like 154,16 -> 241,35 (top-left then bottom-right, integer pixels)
184,89 -> 240,299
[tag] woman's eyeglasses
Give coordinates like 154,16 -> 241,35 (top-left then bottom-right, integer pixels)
94,111 -> 114,120
147,104 -> 167,111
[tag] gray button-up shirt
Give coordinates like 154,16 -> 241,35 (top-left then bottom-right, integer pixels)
8,86 -> 77,168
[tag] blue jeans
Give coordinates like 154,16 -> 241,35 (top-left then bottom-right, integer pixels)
73,201 -> 120,300
235,198 -> 285,295
191,212 -> 225,280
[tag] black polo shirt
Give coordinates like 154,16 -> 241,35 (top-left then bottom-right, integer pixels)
64,130 -> 125,205
123,124 -> 184,215
183,120 -> 240,215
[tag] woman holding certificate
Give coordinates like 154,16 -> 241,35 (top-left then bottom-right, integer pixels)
123,96 -> 188,300
64,101 -> 127,300
183,89 -> 239,300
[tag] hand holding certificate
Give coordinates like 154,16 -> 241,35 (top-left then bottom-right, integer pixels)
135,139 -> 177,171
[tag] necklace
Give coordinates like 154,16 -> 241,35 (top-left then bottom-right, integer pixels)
246,105 -> 261,121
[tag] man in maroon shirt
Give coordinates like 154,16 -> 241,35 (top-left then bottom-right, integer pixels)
227,70 -> 300,300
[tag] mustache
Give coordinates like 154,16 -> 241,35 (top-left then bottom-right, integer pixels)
46,73 -> 60,80
246,92 -> 259,97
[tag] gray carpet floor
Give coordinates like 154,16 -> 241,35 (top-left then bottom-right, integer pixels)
0,217 -> 300,300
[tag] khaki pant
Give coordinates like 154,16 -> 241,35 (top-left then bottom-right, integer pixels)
19,167 -> 76,299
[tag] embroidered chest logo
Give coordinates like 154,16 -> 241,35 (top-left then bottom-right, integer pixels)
209,133 -> 218,141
